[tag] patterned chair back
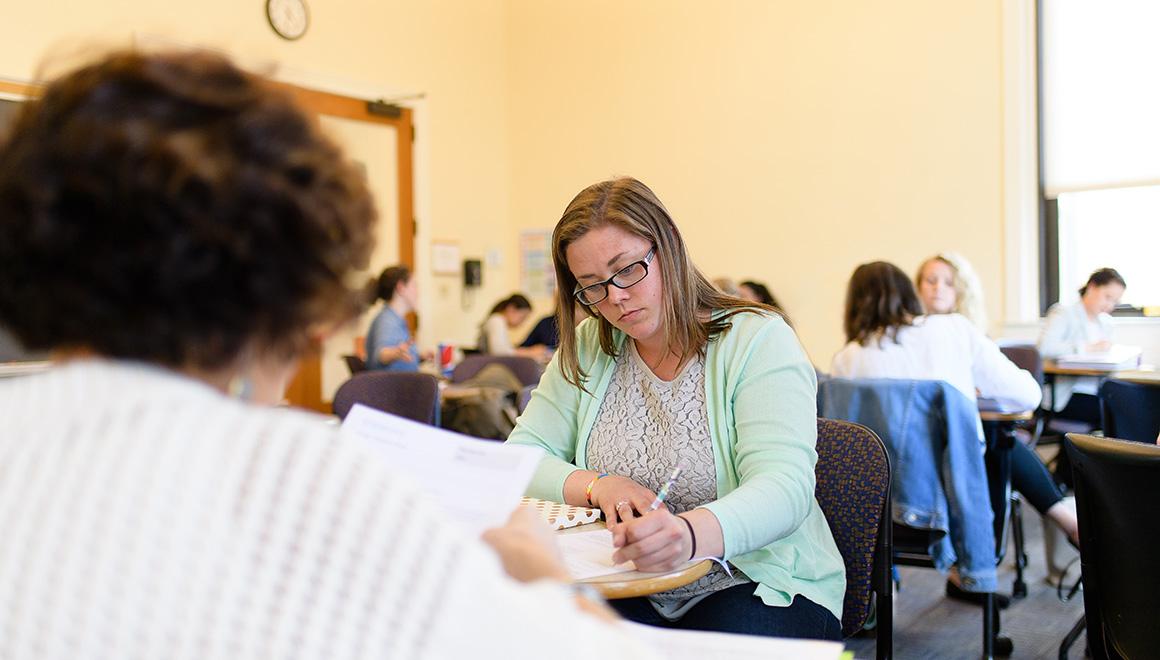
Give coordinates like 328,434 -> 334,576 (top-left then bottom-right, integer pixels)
814,417 -> 892,650
332,371 -> 440,425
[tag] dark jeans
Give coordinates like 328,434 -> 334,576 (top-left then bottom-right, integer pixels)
609,585 -> 842,640
1010,440 -> 1064,515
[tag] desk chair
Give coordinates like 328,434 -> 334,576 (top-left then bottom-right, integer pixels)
1061,434 -> 1160,660
332,371 -> 440,425
815,418 -> 893,660
999,344 -> 1046,444
451,355 -> 543,388
517,383 -> 536,414
1098,379 -> 1160,443
342,354 -> 367,375
820,378 -> 1014,659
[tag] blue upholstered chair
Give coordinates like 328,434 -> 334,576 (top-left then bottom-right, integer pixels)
1098,378 -> 1160,443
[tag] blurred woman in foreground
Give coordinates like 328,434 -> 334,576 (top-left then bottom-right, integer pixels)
0,49 -> 652,660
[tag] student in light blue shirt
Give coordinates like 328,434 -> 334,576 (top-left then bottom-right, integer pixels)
366,265 -> 423,371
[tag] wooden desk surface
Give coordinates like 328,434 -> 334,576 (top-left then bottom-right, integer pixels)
0,360 -> 52,378
1112,369 -> 1160,386
979,409 -> 1035,423
560,522 -> 713,599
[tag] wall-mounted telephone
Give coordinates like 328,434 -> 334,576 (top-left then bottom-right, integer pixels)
464,259 -> 482,288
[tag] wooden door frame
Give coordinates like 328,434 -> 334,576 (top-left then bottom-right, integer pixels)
1,77 -> 414,414
275,82 -> 415,413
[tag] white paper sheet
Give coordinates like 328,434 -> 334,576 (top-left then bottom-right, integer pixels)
624,621 -> 845,660
556,528 -> 634,580
341,404 -> 542,534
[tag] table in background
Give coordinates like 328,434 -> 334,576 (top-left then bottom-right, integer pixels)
979,408 -> 1035,599
0,360 -> 51,379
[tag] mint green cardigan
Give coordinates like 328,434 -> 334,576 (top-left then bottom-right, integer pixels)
507,311 -> 845,620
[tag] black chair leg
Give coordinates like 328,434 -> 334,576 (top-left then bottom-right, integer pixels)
1059,615 -> 1085,660
983,594 -> 1014,659
1010,497 -> 1028,599
983,594 -> 994,659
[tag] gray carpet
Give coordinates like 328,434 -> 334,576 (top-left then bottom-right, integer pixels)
843,506 -> 1087,660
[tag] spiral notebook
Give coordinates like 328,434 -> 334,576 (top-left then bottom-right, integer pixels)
520,496 -> 602,530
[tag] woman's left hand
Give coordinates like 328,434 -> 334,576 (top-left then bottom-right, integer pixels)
610,509 -> 693,573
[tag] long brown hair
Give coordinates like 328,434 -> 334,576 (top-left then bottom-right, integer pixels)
844,261 -> 924,346
552,177 -> 768,388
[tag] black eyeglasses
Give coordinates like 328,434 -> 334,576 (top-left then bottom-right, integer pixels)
573,248 -> 655,306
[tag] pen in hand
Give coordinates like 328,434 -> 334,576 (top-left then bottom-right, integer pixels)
646,460 -> 687,512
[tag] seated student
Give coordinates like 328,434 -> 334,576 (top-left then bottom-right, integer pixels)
521,311 -> 559,351
830,262 -> 1079,600
479,293 -> 548,361
365,265 -> 427,371
1038,267 -> 1127,423
738,280 -> 792,326
520,303 -> 592,353
915,252 -> 988,333
507,177 -> 845,640
0,49 -> 656,659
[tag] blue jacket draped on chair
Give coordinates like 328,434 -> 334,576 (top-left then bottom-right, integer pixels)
819,377 -> 997,592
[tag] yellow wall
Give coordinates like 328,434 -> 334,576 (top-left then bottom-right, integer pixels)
0,0 -> 518,350
506,0 -> 1006,363
1,0 -> 1009,363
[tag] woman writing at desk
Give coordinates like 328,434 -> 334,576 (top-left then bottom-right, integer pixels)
507,177 -> 844,640
1038,267 -> 1127,424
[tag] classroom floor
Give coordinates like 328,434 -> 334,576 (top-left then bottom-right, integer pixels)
844,505 -> 1087,660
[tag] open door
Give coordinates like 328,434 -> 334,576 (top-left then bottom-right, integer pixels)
276,84 -> 414,413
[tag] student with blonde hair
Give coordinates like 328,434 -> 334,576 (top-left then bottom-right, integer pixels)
915,252 -> 989,333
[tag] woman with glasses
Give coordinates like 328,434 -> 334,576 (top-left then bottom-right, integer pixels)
506,177 -> 844,640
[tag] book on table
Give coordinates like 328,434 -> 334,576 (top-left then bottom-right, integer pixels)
1055,344 -> 1142,371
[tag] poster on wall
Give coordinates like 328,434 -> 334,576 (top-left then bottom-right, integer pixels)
519,230 -> 555,298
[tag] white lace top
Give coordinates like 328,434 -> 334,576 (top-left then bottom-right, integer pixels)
586,342 -> 749,619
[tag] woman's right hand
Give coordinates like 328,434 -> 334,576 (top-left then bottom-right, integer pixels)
590,475 -> 657,528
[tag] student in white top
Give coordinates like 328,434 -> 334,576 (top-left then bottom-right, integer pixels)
1038,267 -> 1127,419
831,263 -> 1079,567
0,49 -> 655,660
915,252 -> 989,334
479,293 -> 549,361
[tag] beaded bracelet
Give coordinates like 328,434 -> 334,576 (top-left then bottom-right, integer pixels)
678,515 -> 697,560
584,473 -> 609,506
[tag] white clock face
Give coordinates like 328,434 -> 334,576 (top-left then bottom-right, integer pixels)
267,0 -> 309,41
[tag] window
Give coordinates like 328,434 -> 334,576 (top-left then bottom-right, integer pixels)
1038,0 -> 1160,314
1056,186 -> 1159,310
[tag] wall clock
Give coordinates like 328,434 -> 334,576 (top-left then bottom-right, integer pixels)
267,0 -> 309,41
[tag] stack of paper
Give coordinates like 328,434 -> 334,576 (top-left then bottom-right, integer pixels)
1056,345 -> 1142,370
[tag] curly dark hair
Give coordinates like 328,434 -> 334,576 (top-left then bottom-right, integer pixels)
0,50 -> 376,369
843,261 -> 924,346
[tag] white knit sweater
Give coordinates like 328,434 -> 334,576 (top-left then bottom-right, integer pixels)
0,360 -> 654,660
